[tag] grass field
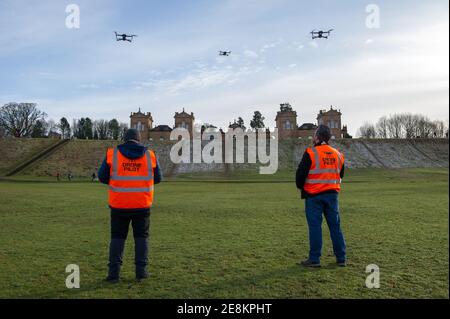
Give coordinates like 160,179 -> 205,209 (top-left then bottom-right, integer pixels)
0,168 -> 448,299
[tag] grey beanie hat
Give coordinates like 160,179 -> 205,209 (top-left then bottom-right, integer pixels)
123,128 -> 141,143
315,124 -> 331,143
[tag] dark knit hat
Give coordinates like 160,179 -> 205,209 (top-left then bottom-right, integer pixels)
315,125 -> 331,143
123,128 -> 141,143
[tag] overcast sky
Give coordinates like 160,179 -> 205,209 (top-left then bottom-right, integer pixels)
0,0 -> 448,136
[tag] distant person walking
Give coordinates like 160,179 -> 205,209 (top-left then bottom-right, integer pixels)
296,125 -> 346,267
91,172 -> 96,182
98,129 -> 162,282
56,171 -> 60,182
67,172 -> 73,182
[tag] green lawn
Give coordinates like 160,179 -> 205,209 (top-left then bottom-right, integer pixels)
0,168 -> 448,299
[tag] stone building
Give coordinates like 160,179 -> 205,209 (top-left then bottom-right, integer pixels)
130,108 -> 194,141
130,108 -> 153,141
174,108 -> 195,137
130,104 -> 350,142
317,106 -> 343,138
275,103 -> 298,139
149,125 -> 172,141
276,104 -> 350,139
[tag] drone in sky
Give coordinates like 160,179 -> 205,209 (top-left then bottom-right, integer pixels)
219,51 -> 232,56
311,29 -> 334,39
115,31 -> 138,42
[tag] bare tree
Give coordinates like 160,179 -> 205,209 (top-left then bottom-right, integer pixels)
416,115 -> 434,138
376,116 -> 389,138
118,122 -> 129,140
399,113 -> 419,139
47,119 -> 58,137
431,120 -> 446,138
357,122 -> 377,138
386,114 -> 404,139
0,103 -> 47,137
94,120 -> 109,140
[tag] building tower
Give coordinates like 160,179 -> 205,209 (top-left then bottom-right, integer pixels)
317,105 -> 343,139
275,103 -> 298,139
130,108 -> 153,141
174,108 -> 195,137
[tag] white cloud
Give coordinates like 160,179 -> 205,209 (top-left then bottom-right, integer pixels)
79,84 -> 99,89
244,50 -> 259,59
261,43 -> 277,52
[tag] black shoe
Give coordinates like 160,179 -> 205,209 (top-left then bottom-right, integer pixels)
104,276 -> 120,283
298,259 -> 321,268
136,272 -> 149,282
337,260 -> 347,267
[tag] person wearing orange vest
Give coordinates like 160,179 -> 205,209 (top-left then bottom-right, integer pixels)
98,128 -> 162,282
295,125 -> 346,268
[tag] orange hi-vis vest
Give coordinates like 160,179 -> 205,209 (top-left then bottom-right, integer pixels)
106,147 -> 157,210
303,144 -> 345,195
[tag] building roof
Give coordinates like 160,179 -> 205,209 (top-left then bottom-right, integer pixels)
130,108 -> 152,119
174,108 -> 194,119
150,125 -> 172,132
318,105 -> 342,116
298,123 -> 318,130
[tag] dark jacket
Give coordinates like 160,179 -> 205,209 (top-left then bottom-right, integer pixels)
98,142 -> 162,215
295,143 -> 345,199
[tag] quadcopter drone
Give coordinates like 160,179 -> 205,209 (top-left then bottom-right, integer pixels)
311,29 -> 334,39
115,31 -> 138,42
219,51 -> 231,56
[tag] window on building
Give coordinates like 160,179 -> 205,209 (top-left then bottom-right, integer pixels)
284,120 -> 292,130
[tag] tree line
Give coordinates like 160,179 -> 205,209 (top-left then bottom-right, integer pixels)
358,113 -> 448,139
0,102 -> 128,140
229,111 -> 266,130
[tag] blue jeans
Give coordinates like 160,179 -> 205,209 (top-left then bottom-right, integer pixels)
305,192 -> 346,263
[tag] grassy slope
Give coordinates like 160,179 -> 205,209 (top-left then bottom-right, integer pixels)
22,140 -> 119,177
0,168 -> 448,299
0,138 -> 57,176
